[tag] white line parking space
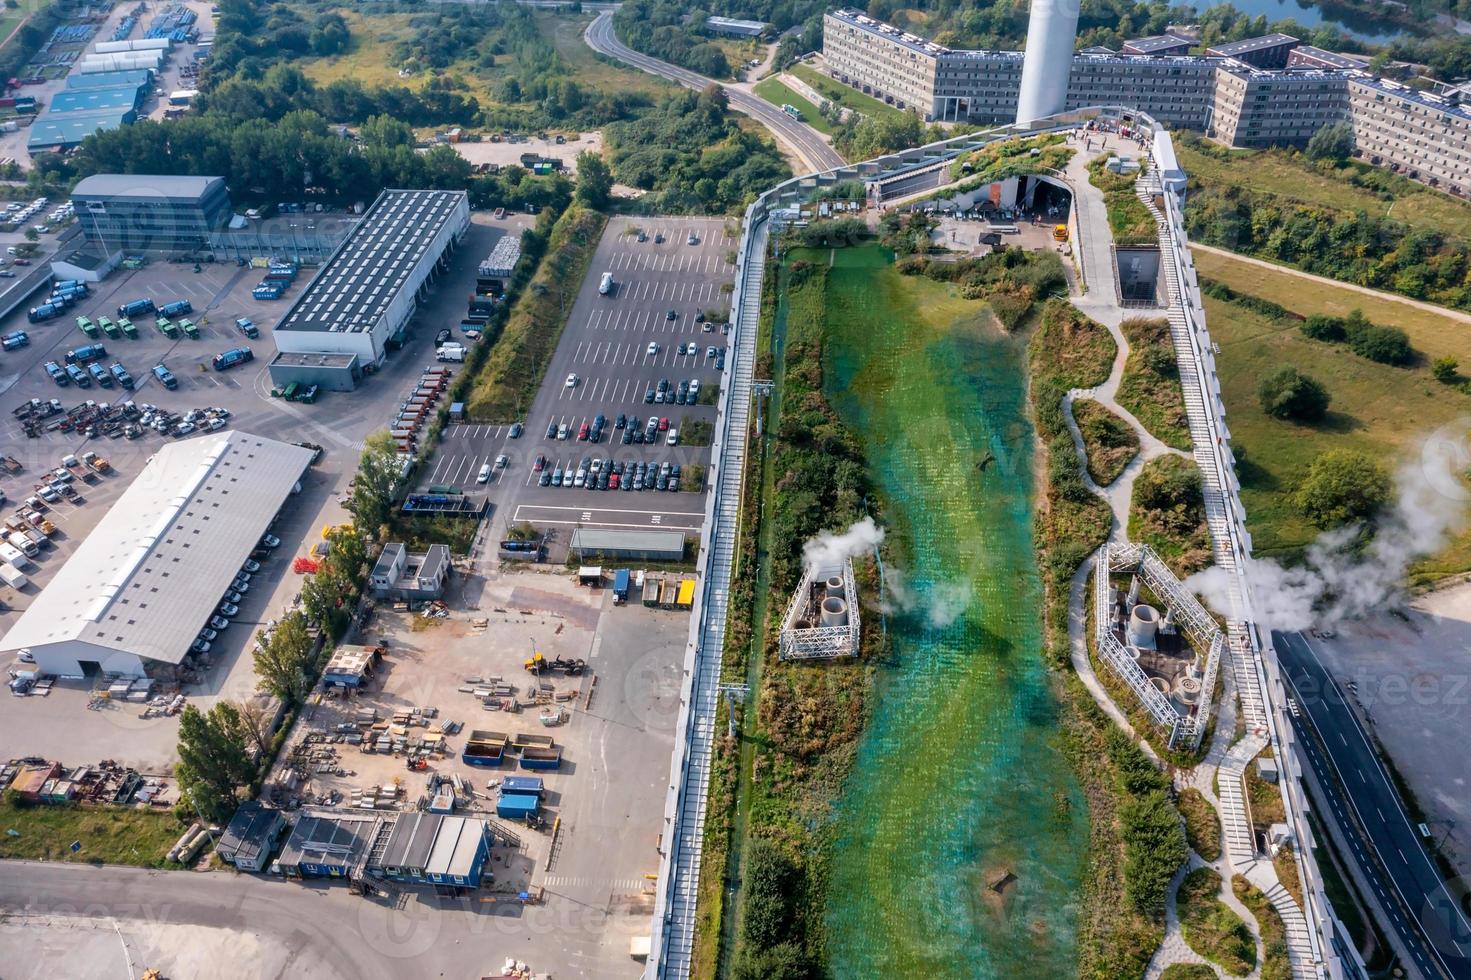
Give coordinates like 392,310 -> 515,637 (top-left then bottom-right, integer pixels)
513,503 -> 704,531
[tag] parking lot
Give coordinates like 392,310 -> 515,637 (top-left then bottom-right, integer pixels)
0,213 -> 533,770
422,216 -> 737,548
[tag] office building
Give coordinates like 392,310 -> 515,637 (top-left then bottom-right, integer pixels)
70,173 -> 231,251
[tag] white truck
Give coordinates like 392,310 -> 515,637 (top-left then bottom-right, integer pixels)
5,530 -> 37,557
0,562 -> 28,589
0,542 -> 31,569
436,344 -> 465,363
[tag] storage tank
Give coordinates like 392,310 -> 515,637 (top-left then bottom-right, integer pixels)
1178,676 -> 1201,705
820,596 -> 848,627
1127,604 -> 1159,649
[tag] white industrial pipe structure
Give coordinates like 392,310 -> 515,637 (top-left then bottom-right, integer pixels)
1015,0 -> 1083,125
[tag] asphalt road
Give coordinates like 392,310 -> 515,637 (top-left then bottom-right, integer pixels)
584,12 -> 845,175
1276,629 -> 1471,979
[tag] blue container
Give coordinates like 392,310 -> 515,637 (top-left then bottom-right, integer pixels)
496,793 -> 540,819
501,776 -> 544,797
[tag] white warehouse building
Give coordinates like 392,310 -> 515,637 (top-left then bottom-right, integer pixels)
268,188 -> 470,390
0,432 -> 314,679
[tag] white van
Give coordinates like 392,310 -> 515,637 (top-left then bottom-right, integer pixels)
5,531 -> 37,557
0,542 -> 30,569
599,272 -> 614,295
0,562 -> 27,589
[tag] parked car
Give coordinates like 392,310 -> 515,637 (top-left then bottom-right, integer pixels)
260,534 -> 280,549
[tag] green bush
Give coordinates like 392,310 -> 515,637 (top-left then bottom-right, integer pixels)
1434,356 -> 1460,384
1301,314 -> 1346,342
740,838 -> 801,950
1296,449 -> 1391,528
1258,365 -> 1330,422
1121,790 -> 1189,916
1347,320 -> 1412,365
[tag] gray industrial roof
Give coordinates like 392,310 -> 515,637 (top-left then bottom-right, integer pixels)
0,432 -> 313,665
67,69 -> 153,90
377,812 -> 483,877
275,189 -> 467,335
71,173 -> 224,201
1208,33 -> 1298,56
28,111 -> 134,151
279,808 -> 382,870
569,528 -> 686,554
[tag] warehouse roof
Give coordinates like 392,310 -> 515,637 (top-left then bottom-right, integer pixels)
706,15 -> 767,34
71,173 -> 224,201
49,86 -> 144,114
278,808 -> 383,872
67,69 -> 153,90
375,812 -> 484,878
275,189 -> 467,336
569,528 -> 686,555
27,110 -> 134,151
0,432 -> 313,666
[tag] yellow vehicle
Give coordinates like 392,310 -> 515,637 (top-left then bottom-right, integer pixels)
1052,223 -> 1069,242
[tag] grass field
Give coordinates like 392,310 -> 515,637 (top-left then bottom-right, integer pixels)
538,12 -> 673,103
0,800 -> 184,868
753,77 -> 834,134
1178,788 -> 1221,862
788,62 -> 913,124
1117,317 -> 1191,451
297,10 -> 419,92
1196,248 -> 1471,363
1177,138 -> 1471,245
1177,866 -> 1256,975
1208,289 -> 1471,579
1074,398 -> 1138,485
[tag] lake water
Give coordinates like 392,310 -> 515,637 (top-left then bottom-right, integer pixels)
1219,0 -> 1406,43
819,247 -> 1089,977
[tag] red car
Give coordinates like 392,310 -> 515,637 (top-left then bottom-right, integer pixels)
609,473 -> 620,490
657,417 -> 669,431
533,454 -> 546,472
577,422 -> 589,441
12,257 -> 31,265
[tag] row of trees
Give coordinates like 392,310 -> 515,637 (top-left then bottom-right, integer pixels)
1185,187 -> 1471,312
614,0 -> 735,79
176,437 -> 399,821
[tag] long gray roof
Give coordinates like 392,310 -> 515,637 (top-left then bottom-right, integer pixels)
71,173 -> 225,201
0,432 -> 313,666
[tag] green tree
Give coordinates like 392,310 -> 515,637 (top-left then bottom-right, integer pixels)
740,837 -> 799,950
1433,356 -> 1460,384
253,610 -> 315,707
1296,449 -> 1391,528
1133,455 -> 1203,512
574,151 -> 612,209
175,702 -> 256,821
22,227 -> 36,242
1304,121 -> 1353,162
1258,365 -> 1330,422
1120,790 -> 1188,915
345,430 -> 399,537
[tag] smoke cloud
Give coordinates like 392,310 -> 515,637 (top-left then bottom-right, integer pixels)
1189,427 -> 1471,632
802,519 -> 972,628
803,517 -> 885,572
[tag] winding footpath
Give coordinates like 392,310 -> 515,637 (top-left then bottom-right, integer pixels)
583,12 -> 845,175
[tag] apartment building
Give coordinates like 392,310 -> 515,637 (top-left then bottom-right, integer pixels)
1348,77 -> 1471,195
821,8 -> 1471,198
1211,64 -> 1349,148
825,9 -> 1216,127
822,11 -> 943,116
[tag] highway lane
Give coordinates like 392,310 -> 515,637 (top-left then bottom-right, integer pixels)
1276,629 -> 1471,979
584,12 -> 846,175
